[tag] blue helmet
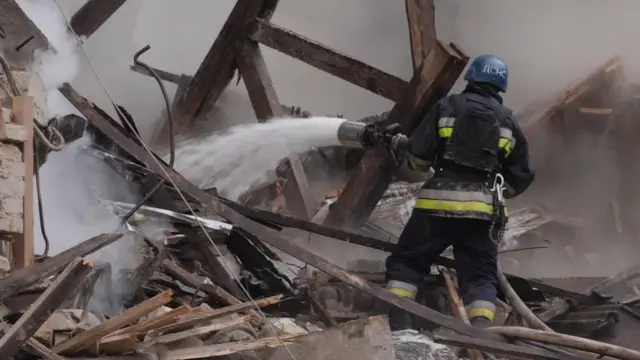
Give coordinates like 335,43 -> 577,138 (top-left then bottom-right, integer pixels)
464,55 -> 508,92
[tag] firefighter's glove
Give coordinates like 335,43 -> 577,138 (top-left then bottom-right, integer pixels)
389,134 -> 409,165
382,123 -> 403,136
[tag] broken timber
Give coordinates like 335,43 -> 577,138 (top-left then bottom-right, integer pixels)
172,0 -> 280,129
249,19 -> 408,102
162,259 -> 240,306
0,258 -> 92,360
0,0 -> 49,67
324,41 -> 468,228
69,0 -> 128,38
59,84 -> 593,360
235,39 -> 316,220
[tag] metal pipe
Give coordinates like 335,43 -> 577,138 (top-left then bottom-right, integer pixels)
336,121 -> 381,149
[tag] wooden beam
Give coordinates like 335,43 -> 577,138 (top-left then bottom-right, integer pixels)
173,0 -> 280,128
162,259 -> 240,306
235,40 -> 316,220
324,42 -> 468,229
0,232 -> 122,301
12,95 -> 35,268
405,0 -> 437,70
250,19 -> 408,102
0,258 -> 92,360
57,84 -> 590,360
0,0 -> 50,67
70,0 -> 128,39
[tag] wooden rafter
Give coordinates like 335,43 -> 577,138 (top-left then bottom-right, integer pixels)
70,0 -> 128,38
172,0 -> 280,129
324,42 -> 468,229
406,0 -> 437,71
249,19 -> 408,102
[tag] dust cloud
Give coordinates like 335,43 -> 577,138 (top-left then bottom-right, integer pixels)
29,0 -> 640,278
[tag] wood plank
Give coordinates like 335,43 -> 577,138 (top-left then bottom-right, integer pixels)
0,258 -> 92,360
147,294 -> 284,335
433,331 -> 588,360
235,39 -> 316,220
323,42 -> 468,229
405,0 -> 437,70
129,64 -> 185,84
12,95 -> 34,268
25,338 -> 67,360
139,315 -> 251,348
0,233 -> 122,301
52,290 -> 173,355
250,19 -> 408,102
97,333 -> 139,356
162,259 -> 240,306
164,334 -> 304,360
173,0 -> 279,128
70,0 -> 128,38
109,305 -> 192,337
0,0 -> 50,67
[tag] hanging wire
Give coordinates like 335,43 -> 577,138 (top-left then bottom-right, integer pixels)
51,2 -> 299,359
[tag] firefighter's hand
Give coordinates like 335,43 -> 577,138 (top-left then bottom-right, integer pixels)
382,123 -> 403,136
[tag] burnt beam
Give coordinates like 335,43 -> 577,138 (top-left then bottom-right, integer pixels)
324,42 -> 468,229
173,0 -> 280,129
250,19 -> 408,102
0,258 -> 92,360
70,0 -> 128,38
405,0 -> 437,70
235,40 -> 316,220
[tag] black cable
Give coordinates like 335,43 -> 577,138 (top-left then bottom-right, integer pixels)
34,142 -> 50,258
119,45 -> 176,226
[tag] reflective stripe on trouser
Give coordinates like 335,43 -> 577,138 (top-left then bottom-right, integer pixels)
415,189 -> 508,217
386,280 -> 418,300
466,300 -> 496,321
437,117 -> 516,157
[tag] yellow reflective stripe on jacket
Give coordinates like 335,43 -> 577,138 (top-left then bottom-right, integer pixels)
437,117 -> 516,157
415,189 -> 508,216
407,153 -> 431,172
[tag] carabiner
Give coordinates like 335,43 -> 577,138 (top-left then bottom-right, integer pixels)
491,173 -> 505,203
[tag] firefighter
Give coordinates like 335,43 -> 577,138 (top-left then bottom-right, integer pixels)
385,54 -> 535,330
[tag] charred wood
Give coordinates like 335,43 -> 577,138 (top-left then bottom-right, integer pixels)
70,0 -> 128,39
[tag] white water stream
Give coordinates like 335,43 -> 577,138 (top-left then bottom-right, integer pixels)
172,117 -> 347,200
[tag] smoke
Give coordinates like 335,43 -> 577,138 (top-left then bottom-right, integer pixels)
18,0 -> 157,314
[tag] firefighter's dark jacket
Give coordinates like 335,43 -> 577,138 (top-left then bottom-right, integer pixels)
406,83 -> 535,219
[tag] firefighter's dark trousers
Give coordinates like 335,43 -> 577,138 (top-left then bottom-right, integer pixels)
385,210 -> 499,323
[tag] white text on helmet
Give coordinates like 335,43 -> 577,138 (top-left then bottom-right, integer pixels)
481,64 -> 507,79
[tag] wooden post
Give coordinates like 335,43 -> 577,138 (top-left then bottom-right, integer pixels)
324,42 -> 468,229
12,95 -> 34,268
235,40 -> 316,219
70,0 -> 129,38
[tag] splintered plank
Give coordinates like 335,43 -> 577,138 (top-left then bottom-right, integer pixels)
524,56 -> 622,137
173,0 -> 280,128
0,258 -> 92,360
70,0 -> 128,38
52,290 -> 174,355
138,315 -> 252,349
235,39 -> 316,220
147,295 -> 284,335
109,304 -> 193,337
164,334 -> 304,360
323,42 -> 468,229
0,233 -> 122,301
162,259 -> 240,306
405,0 -> 437,70
97,334 -> 140,356
250,19 -> 408,102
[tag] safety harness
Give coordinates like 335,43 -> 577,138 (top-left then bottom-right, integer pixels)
489,173 -> 507,244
